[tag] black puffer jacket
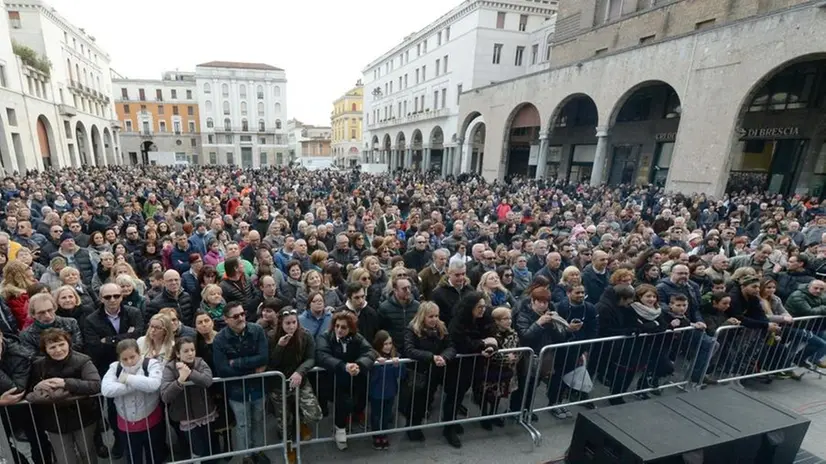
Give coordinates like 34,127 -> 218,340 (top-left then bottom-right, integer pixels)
26,351 -> 101,434
52,247 -> 95,287
0,336 -> 33,391
431,276 -> 473,327
316,330 -> 376,387
146,288 -> 195,327
220,276 -> 259,319
404,325 -> 456,387
378,295 -> 420,354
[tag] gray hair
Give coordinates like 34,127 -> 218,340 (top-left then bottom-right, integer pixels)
447,259 -> 466,274
433,248 -> 450,259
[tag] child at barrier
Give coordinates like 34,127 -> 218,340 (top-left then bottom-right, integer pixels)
369,330 -> 403,450
473,307 -> 520,430
159,336 -> 219,464
101,338 -> 165,464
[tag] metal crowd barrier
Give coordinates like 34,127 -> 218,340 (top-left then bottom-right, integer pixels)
294,346 -> 536,462
523,326 -> 703,446
0,370 -> 288,464
3,320 -> 824,463
702,315 -> 826,385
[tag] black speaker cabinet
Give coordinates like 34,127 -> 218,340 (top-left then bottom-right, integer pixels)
567,386 -> 810,463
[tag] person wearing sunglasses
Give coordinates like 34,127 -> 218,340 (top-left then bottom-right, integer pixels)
212,301 -> 270,464
83,282 -> 145,459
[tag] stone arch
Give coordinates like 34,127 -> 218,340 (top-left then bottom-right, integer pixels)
503,103 -> 541,178
546,94 -> 599,183
726,53 -> 826,195
75,121 -> 89,166
36,115 -> 57,170
463,114 -> 486,175
459,111 -> 483,143
604,80 -> 683,186
103,127 -> 116,166
395,131 -> 407,149
429,126 -> 445,173
90,124 -> 103,166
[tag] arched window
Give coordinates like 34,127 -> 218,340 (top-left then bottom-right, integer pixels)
221,83 -> 229,97
351,103 -> 357,112
206,118 -> 214,129
257,102 -> 265,116
204,83 -> 211,94
75,64 -> 80,84
224,118 -> 231,131
67,59 -> 73,81
241,101 -> 248,115
274,103 -> 281,114
274,86 -> 281,97
242,119 -> 249,131
257,85 -> 264,99
275,119 -> 282,130
82,68 -> 87,85
239,84 -> 247,99
258,119 -> 265,131
205,100 -> 212,112
545,34 -> 553,61
222,101 -> 230,115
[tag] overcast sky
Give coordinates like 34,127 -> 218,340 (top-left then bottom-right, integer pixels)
45,0 -> 454,125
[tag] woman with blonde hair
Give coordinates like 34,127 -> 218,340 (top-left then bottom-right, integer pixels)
111,262 -> 146,295
116,274 -> 146,313
53,284 -> 95,328
199,283 -> 226,330
477,270 -> 516,309
362,255 -> 387,309
1,260 -> 36,329
552,266 -> 582,304
137,313 -> 175,362
309,249 -> 328,272
295,269 -> 341,311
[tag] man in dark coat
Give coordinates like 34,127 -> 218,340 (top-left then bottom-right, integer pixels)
146,269 -> 196,327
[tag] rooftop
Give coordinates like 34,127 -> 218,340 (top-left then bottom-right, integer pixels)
197,61 -> 283,71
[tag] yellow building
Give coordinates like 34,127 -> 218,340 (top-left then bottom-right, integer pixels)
331,80 -> 363,167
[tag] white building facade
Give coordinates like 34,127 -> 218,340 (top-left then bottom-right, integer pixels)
0,0 -> 120,173
196,61 -> 288,168
362,0 -> 557,175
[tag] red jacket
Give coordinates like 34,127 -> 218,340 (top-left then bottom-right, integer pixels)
7,292 -> 32,330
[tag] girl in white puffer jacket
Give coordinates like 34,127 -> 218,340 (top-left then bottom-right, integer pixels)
101,339 -> 164,464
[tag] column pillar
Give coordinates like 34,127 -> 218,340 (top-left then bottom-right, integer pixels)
535,132 -> 549,180
590,126 -> 611,186
441,148 -> 448,177
453,144 -> 462,176
422,148 -> 430,174
462,141 -> 473,174
405,149 -> 412,169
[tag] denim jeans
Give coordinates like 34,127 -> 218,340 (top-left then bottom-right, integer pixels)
689,331 -> 718,383
120,423 -> 166,464
229,397 -> 265,454
369,398 -> 394,432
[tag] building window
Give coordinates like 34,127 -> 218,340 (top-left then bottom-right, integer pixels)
226,152 -> 234,165
121,88 -> 128,99
351,129 -> 356,139
224,118 -> 231,131
436,59 -> 440,76
206,118 -> 214,128
156,89 -> 163,101
422,65 -> 426,80
123,104 -> 130,114
260,151 -> 267,166
8,11 -> 21,29
496,12 -> 506,29
437,31 -> 442,46
515,46 -> 525,66
257,85 -> 264,99
546,35 -> 553,61
493,44 -> 503,64
125,120 -> 132,131
445,26 -> 450,41
444,55 -> 449,73
433,91 -> 439,110
225,134 -> 233,143
748,61 -> 818,112
172,105 -> 179,116
174,122 -> 181,134
221,83 -> 229,97
223,101 -> 230,115
404,74 -> 408,88
242,119 -> 249,131
239,84 -> 246,99
210,152 -> 217,164
186,90 -> 192,99
531,44 -> 538,65
417,43 -> 421,56
275,119 -> 282,130
422,40 -> 427,54
261,102 -> 268,116
441,88 -> 447,108
241,101 -> 248,116
138,89 -> 146,101
274,86 -> 281,97
259,119 -> 265,131
189,121 -> 196,132
159,121 -> 167,132
187,105 -> 194,116
205,100 -> 212,112
158,105 -> 165,115
208,134 -> 214,144
416,69 -> 420,84
519,14 -> 528,32
203,83 -> 211,94
64,121 -> 72,138
457,84 -> 463,104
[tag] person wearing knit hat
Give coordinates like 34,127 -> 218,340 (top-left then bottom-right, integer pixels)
60,230 -> 75,245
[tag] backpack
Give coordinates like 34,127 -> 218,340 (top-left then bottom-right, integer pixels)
115,357 -> 151,378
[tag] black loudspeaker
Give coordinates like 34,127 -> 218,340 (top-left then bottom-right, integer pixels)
566,387 -> 810,463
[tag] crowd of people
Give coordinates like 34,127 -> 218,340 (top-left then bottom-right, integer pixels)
0,165 -> 824,464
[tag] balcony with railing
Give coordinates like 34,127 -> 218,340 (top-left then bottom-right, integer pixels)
367,107 -> 450,130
